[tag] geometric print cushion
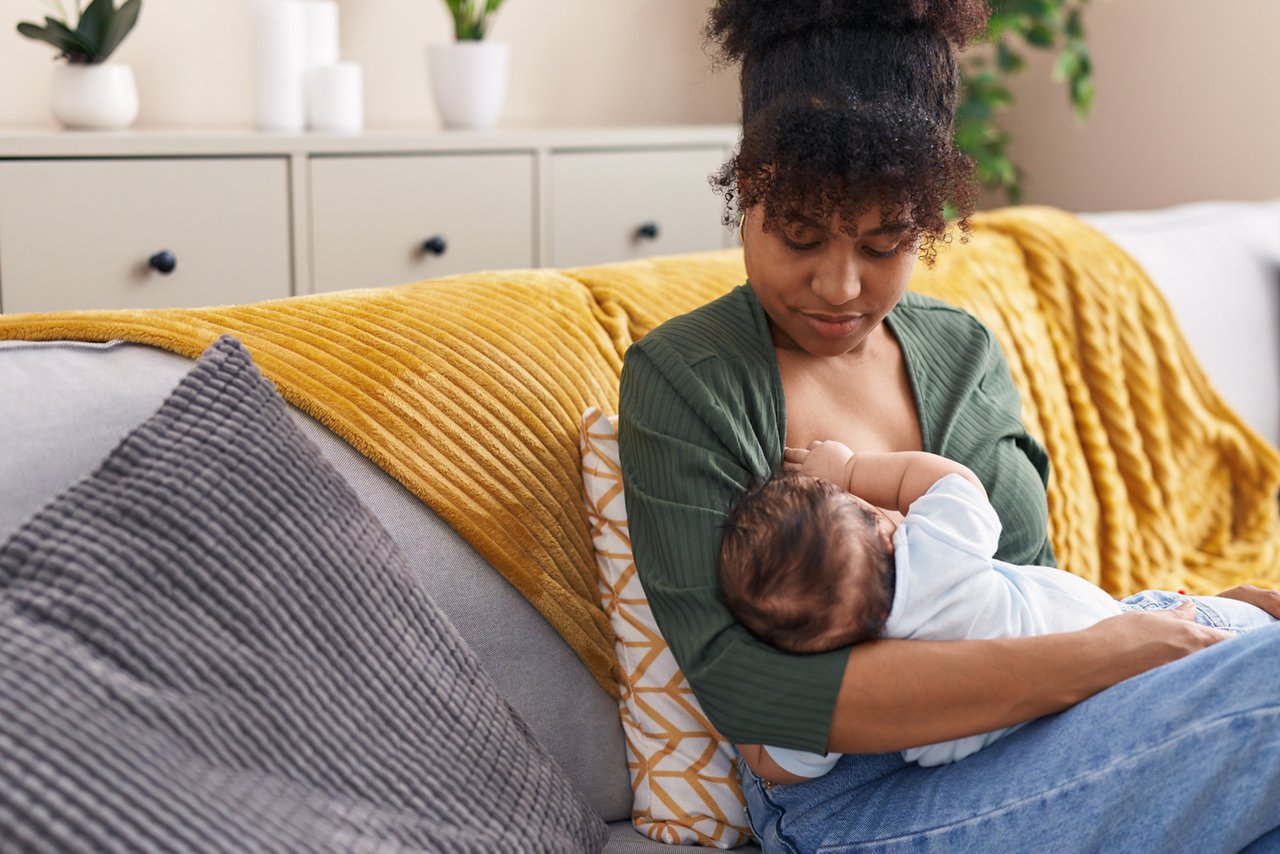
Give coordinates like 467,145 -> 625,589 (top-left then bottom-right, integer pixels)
579,407 -> 752,848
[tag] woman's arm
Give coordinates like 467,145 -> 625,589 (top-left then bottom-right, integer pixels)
827,607 -> 1233,753
736,602 -> 1230,780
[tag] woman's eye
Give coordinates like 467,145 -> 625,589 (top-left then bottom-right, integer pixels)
863,244 -> 901,259
783,236 -> 821,251
781,227 -> 823,250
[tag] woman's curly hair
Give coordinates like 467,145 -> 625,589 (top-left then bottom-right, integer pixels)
705,0 -> 990,263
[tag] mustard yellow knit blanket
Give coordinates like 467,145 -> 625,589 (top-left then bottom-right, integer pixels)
3,207 -> 1277,696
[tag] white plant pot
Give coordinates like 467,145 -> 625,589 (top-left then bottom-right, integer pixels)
427,41 -> 509,130
51,63 -> 140,131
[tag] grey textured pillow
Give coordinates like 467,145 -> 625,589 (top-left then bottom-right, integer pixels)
0,335 -> 608,853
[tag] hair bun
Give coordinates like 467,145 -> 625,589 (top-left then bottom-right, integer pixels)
706,0 -> 990,62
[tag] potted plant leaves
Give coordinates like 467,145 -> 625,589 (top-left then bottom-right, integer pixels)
17,0 -> 144,130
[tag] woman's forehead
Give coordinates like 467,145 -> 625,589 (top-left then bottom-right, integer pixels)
776,205 -> 914,236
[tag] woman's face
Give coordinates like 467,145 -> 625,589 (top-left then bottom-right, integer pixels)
742,204 -> 919,358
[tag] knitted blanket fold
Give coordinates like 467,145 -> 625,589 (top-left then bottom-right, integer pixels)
2,208 -> 1277,697
912,207 -> 1280,595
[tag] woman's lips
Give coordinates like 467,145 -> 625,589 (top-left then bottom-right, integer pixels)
802,312 -> 863,338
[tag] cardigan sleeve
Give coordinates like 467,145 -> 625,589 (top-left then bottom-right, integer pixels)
618,340 -> 849,753
969,326 -> 1056,567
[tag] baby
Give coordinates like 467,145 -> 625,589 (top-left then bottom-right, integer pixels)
716,440 -> 1276,776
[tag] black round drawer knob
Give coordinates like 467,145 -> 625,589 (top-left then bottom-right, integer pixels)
422,236 -> 448,256
636,222 -> 660,241
148,251 -> 177,275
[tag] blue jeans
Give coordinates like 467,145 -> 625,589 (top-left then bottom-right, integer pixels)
1120,589 -> 1277,632
739,622 -> 1280,852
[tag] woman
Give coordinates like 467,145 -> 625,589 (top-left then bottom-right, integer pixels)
616,1 -> 1280,850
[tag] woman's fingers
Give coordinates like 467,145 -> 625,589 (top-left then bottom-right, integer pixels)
1157,601 -> 1233,640
1216,584 -> 1280,619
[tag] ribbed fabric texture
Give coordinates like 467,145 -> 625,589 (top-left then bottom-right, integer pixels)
0,336 -> 609,853
1,209 -> 1277,710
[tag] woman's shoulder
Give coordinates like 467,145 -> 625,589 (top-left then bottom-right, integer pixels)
896,290 -> 987,326
893,291 -> 1001,354
628,282 -> 772,370
619,284 -> 781,450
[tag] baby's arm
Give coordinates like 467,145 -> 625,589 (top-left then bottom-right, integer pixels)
785,441 -> 985,513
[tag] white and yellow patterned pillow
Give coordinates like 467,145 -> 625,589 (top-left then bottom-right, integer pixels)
579,407 -> 752,849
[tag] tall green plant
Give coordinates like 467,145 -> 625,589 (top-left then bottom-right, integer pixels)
443,0 -> 506,41
956,0 -> 1095,204
17,0 -> 141,64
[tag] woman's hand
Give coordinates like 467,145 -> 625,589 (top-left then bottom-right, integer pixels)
1086,601 -> 1232,671
1215,584 -> 1280,618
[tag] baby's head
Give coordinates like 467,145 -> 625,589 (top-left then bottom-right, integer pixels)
717,471 -> 896,654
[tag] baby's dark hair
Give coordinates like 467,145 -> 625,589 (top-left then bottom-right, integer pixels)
717,471 -> 895,654
705,0 -> 990,264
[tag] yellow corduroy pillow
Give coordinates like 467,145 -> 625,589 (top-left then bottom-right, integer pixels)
579,407 -> 752,850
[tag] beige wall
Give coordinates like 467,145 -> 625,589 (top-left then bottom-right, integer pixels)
0,0 -> 739,128
9,2 -> 1267,214
996,0 -> 1280,212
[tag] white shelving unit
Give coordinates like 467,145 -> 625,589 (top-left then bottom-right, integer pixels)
0,125 -> 741,313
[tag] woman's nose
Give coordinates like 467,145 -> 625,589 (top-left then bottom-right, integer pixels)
811,256 -> 861,305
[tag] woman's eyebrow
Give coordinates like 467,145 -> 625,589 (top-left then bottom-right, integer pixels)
861,222 -> 912,237
786,213 -> 826,229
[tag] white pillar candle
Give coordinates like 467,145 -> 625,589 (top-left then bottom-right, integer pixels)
308,62 -> 364,134
302,0 -> 340,69
252,0 -> 307,132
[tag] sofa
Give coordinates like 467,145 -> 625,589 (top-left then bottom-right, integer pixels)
1,200 -> 1277,852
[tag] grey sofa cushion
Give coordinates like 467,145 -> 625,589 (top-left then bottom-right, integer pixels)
0,338 -> 635,826
0,335 -> 610,852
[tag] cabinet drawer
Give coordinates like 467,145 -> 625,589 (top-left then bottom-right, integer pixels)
0,158 -> 291,313
309,153 -> 534,293
549,148 -> 731,268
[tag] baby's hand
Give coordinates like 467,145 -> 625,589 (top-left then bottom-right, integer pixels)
784,440 -> 855,487
782,446 -> 808,471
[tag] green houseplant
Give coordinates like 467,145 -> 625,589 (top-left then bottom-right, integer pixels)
17,0 -> 142,64
429,0 -> 512,129
16,0 -> 144,130
957,0 -> 1095,203
443,0 -> 506,41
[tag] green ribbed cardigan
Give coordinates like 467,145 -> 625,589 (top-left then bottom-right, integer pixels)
617,284 -> 1055,752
